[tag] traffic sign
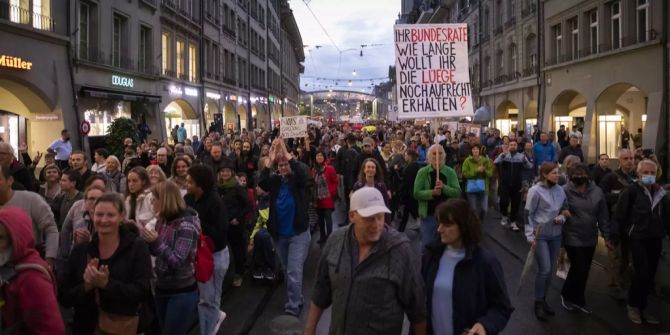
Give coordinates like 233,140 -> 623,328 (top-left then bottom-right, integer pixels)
80,120 -> 91,136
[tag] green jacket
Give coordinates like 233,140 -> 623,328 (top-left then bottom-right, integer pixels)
413,164 -> 461,218
461,155 -> 494,192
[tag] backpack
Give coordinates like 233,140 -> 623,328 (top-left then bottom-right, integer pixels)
194,233 -> 215,283
0,263 -> 54,334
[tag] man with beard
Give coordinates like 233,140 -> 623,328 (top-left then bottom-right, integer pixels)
49,129 -> 72,171
236,141 -> 258,184
0,208 -> 64,333
68,151 -> 93,191
203,143 -> 234,174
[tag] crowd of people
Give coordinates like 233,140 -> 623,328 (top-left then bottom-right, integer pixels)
0,119 -> 667,335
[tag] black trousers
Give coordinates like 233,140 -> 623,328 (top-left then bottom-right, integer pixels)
316,208 -> 333,242
628,237 -> 662,310
228,224 -> 248,275
561,245 -> 596,306
498,184 -> 522,222
253,228 -> 275,270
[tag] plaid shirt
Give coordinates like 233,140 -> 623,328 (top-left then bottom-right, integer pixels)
149,209 -> 201,291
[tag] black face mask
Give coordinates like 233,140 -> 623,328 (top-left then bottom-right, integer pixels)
571,176 -> 589,186
546,180 -> 557,187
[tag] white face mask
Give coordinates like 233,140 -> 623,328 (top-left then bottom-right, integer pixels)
0,249 -> 12,267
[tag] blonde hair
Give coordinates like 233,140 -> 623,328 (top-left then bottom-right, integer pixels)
146,165 -> 167,184
106,155 -> 121,172
151,181 -> 187,220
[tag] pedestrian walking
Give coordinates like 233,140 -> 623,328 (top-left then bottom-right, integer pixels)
612,159 -> 670,325
258,138 -> 311,317
351,158 -> 391,223
312,151 -> 338,244
423,198 -> 513,335
414,144 -> 461,247
494,139 -> 532,232
560,163 -> 612,314
304,187 -> 427,335
462,145 -> 493,221
524,162 -> 568,322
139,181 -> 200,335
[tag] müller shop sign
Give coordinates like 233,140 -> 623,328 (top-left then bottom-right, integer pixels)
0,55 -> 33,70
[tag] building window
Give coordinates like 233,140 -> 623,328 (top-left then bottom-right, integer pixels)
552,23 -> 562,63
637,0 -> 649,42
176,40 -> 185,79
79,2 -> 90,60
112,15 -> 123,67
484,7 -> 490,35
162,32 -> 171,75
139,26 -> 151,73
496,49 -> 503,78
588,9 -> 598,54
509,0 -> 515,20
509,43 -> 517,75
570,17 -> 578,60
611,1 -> 621,49
525,33 -> 537,71
188,44 -> 197,82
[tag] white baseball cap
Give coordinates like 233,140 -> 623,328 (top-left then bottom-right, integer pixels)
350,187 -> 391,217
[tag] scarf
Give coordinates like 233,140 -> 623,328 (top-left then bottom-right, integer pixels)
314,165 -> 330,200
219,177 -> 238,189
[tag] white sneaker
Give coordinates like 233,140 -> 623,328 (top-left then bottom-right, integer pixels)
500,216 -> 509,227
510,222 -> 520,231
213,310 -> 227,334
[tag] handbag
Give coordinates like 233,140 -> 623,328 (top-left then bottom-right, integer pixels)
466,179 -> 486,193
95,290 -> 139,335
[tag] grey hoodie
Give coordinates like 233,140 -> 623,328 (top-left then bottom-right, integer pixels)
562,182 -> 611,246
524,182 -> 567,242
311,225 -> 426,335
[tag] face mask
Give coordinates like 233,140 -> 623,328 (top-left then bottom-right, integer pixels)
571,176 -> 589,186
641,175 -> 656,185
546,180 -> 556,187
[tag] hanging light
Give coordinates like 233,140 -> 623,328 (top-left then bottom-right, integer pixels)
352,69 -> 357,76
348,80 -> 352,86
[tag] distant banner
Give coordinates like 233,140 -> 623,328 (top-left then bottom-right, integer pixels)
280,116 -> 307,138
394,23 -> 473,119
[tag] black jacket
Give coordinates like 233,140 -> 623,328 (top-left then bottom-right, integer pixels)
335,145 -> 358,189
599,169 -> 637,215
258,159 -> 308,239
59,225 -> 152,335
401,161 -> 423,218
558,145 -> 584,163
422,243 -> 513,335
351,150 -> 388,186
612,182 -> 670,242
217,183 -> 252,225
185,190 -> 229,252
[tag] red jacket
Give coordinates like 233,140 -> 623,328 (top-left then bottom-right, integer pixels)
312,162 -> 338,209
1,208 -> 64,334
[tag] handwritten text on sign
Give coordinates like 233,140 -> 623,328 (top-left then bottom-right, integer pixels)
394,24 -> 473,119
280,116 -> 307,139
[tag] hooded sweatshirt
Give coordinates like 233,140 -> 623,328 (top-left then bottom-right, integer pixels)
311,225 -> 426,335
0,207 -> 65,334
524,181 -> 567,242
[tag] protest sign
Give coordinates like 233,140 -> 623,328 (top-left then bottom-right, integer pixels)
280,116 -> 307,138
394,23 -> 473,119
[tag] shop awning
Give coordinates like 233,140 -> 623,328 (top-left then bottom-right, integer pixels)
80,86 -> 162,103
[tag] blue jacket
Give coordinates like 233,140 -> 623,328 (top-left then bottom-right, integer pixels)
422,243 -> 513,335
532,142 -> 555,167
258,159 -> 309,239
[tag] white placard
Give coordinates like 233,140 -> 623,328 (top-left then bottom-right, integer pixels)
280,116 -> 307,139
394,23 -> 473,119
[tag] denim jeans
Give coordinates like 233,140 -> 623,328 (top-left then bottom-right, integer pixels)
420,216 -> 438,248
275,230 -> 311,315
466,192 -> 488,222
253,228 -> 275,270
155,289 -> 199,335
198,247 -> 230,335
534,236 -> 562,301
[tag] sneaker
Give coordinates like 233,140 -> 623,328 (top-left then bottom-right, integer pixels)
252,270 -> 264,280
573,304 -> 593,315
642,311 -> 660,325
560,295 -> 574,311
627,305 -> 642,324
500,216 -> 509,227
510,222 -> 520,231
263,268 -> 275,281
232,275 -> 243,287
213,310 -> 227,334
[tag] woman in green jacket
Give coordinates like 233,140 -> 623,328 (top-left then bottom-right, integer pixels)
414,144 -> 461,247
462,145 -> 494,221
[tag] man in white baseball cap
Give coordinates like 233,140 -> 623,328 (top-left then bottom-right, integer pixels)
305,187 -> 427,335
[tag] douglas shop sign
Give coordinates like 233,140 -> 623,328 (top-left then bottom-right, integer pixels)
112,75 -> 134,88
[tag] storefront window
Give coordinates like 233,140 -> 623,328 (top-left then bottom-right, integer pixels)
554,116 -> 573,135
164,102 -> 200,143
599,115 -> 622,158
81,99 -> 131,136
